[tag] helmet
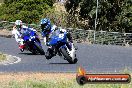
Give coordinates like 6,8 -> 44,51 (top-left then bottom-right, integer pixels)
15,20 -> 22,31
40,18 -> 51,33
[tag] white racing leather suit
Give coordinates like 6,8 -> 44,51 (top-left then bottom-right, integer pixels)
12,25 -> 36,46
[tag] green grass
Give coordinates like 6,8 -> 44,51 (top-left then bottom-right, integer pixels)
0,78 -> 131,88
0,53 -> 6,62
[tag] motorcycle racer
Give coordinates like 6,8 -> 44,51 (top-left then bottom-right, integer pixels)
12,20 -> 37,51
40,18 -> 74,59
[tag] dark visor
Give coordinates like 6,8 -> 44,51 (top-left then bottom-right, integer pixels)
16,25 -> 21,28
41,23 -> 48,29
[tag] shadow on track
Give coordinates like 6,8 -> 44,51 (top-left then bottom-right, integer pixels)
18,52 -> 43,55
49,62 -> 72,64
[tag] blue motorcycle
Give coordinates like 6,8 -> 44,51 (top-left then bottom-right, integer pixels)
20,30 -> 45,55
45,30 -> 78,64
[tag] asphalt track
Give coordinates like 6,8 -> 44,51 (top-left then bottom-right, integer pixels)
0,37 -> 132,73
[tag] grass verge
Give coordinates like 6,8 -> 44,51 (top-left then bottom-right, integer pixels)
6,79 -> 132,88
0,53 -> 6,62
0,73 -> 131,88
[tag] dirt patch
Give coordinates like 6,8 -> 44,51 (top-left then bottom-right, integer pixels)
0,72 -> 76,82
0,29 -> 12,38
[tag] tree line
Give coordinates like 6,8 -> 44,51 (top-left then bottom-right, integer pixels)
0,0 -> 54,24
65,0 -> 132,32
0,0 -> 131,32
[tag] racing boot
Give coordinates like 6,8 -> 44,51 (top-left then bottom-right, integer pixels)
45,47 -> 55,60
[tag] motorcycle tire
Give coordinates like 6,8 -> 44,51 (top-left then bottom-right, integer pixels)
60,48 -> 78,64
34,42 -> 45,55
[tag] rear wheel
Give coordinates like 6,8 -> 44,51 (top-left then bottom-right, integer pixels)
60,48 -> 77,64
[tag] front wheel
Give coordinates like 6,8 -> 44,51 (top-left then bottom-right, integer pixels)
34,42 -> 45,55
60,48 -> 78,64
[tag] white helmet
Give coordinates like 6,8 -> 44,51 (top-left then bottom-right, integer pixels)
15,20 -> 22,30
15,20 -> 22,25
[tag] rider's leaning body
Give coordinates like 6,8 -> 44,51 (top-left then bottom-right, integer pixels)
40,18 -> 73,59
12,20 -> 37,48
40,18 -> 73,48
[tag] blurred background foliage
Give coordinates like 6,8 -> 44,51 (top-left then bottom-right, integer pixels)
0,0 -> 54,23
65,0 -> 132,32
0,0 -> 132,32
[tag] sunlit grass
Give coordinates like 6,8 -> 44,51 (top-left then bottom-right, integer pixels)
0,53 -> 6,62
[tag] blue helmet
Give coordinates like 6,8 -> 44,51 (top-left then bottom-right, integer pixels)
40,18 -> 51,32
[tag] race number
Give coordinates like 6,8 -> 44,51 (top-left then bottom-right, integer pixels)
59,34 -> 64,39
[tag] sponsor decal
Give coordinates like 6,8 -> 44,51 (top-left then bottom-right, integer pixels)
76,67 -> 131,85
